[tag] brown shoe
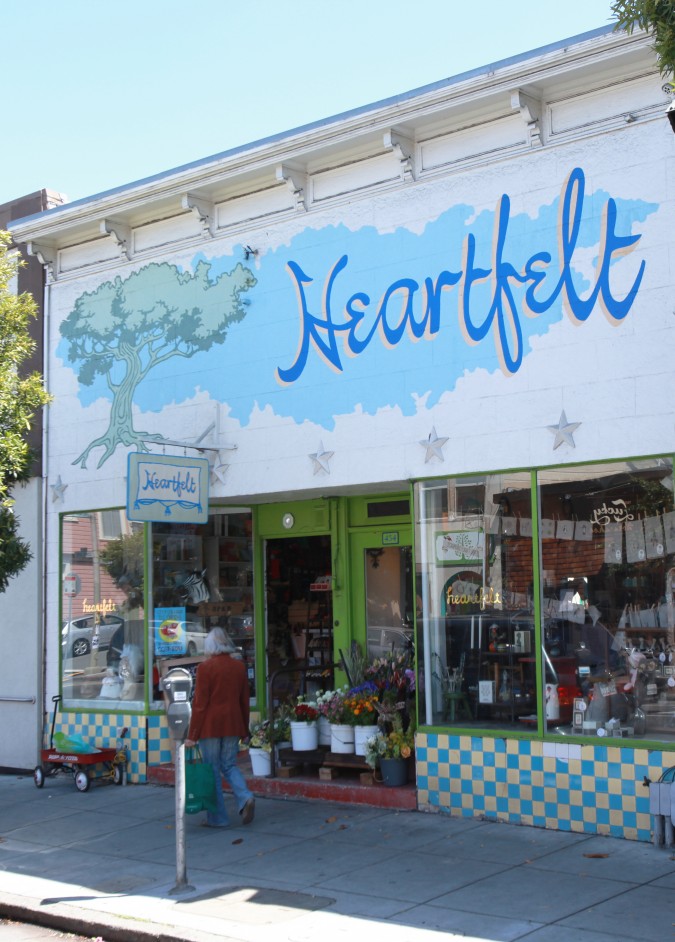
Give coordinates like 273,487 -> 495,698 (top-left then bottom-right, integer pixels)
240,798 -> 255,825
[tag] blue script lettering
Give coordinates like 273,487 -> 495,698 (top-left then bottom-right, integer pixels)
276,168 -> 645,384
142,469 -> 197,500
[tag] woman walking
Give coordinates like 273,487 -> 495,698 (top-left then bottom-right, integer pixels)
185,627 -> 255,828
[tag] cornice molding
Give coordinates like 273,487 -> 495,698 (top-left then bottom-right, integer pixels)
9,30 -> 655,250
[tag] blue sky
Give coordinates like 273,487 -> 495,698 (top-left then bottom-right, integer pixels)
1,0 -> 616,207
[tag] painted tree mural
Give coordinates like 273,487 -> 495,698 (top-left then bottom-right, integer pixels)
61,260 -> 256,468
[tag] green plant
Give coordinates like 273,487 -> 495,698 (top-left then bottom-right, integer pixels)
339,641 -> 367,686
612,1 -> 675,76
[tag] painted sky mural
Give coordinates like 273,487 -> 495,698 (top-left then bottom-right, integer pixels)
58,168 -> 657,468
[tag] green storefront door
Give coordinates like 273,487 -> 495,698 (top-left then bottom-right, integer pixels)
348,527 -> 414,664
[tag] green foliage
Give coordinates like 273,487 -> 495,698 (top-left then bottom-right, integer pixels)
612,1 -> 675,76
0,231 -> 51,592
100,527 -> 145,609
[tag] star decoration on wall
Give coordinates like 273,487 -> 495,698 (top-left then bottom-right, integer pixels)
419,427 -> 448,462
310,441 -> 334,474
210,460 -> 229,485
547,410 -> 581,450
50,476 -> 68,503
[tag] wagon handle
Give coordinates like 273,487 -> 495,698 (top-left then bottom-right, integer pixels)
49,695 -> 61,749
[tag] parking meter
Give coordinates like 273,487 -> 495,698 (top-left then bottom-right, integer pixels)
161,668 -> 193,741
161,667 -> 195,895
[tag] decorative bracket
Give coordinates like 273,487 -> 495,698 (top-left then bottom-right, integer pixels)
26,241 -> 57,281
100,219 -> 132,260
276,164 -> 307,211
383,130 -> 415,181
511,90 -> 543,148
182,193 -> 216,237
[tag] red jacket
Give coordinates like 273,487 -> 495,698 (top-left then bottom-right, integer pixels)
187,653 -> 250,741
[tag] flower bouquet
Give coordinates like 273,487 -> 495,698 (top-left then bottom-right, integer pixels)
323,689 -> 347,725
294,702 -> 319,722
314,688 -> 346,744
343,681 -> 379,726
363,714 -> 415,770
247,718 -> 274,776
249,719 -> 274,753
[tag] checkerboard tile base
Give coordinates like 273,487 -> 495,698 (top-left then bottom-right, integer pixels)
416,732 -> 666,842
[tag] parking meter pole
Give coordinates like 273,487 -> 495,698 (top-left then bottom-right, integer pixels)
170,741 -> 194,895
162,667 -> 195,897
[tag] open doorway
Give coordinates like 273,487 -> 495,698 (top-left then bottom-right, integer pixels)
265,535 -> 333,704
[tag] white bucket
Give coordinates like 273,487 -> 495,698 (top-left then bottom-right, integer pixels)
354,725 -> 377,756
290,721 -> 318,751
249,747 -> 271,777
330,723 -> 355,754
318,715 -> 331,746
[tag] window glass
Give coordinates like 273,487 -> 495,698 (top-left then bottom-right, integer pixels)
61,512 -> 145,709
415,473 -> 535,729
150,510 -> 255,705
538,458 -> 675,741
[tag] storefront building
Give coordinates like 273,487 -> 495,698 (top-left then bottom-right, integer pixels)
10,25 -> 675,840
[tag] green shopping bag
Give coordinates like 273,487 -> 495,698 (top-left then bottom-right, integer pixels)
184,746 -> 218,814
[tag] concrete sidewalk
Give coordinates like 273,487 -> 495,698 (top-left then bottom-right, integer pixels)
0,772 -> 673,942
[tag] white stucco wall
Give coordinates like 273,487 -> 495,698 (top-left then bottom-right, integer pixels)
0,478 -> 43,769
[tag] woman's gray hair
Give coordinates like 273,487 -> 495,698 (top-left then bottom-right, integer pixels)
204,626 -> 237,656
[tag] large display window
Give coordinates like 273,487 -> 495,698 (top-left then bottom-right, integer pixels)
416,457 -> 675,743
416,473 -> 536,731
537,459 -> 675,742
150,509 -> 256,705
61,511 -> 145,709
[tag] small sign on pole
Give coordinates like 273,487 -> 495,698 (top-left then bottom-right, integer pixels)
63,573 -> 80,596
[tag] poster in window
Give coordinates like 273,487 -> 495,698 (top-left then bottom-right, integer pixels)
435,531 -> 484,565
154,606 -> 188,656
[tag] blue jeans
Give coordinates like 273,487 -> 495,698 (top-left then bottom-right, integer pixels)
199,737 -> 252,827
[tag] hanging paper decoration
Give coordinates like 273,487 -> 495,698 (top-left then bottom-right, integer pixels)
625,518 -> 646,563
604,521 -> 623,564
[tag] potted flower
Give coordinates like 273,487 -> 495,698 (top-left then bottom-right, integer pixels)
248,719 -> 273,776
324,689 -> 354,754
343,681 -> 379,756
290,699 -> 319,751
363,718 -> 415,786
315,688 -> 346,745
271,703 -> 293,750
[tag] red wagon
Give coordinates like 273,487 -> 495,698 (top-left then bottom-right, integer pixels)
33,695 -> 127,792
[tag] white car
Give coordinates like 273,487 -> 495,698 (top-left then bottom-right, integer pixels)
62,614 -> 125,658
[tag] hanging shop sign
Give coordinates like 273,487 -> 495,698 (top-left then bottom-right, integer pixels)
127,453 -> 209,524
